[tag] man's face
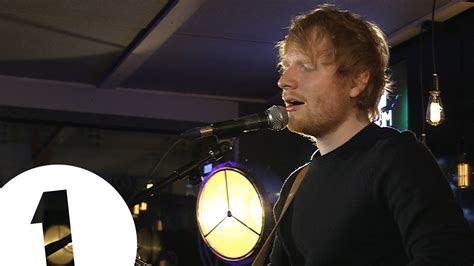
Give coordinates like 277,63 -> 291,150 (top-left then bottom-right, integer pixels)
278,42 -> 354,138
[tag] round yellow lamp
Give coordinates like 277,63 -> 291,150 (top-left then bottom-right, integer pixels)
196,163 -> 267,263
44,225 -> 74,265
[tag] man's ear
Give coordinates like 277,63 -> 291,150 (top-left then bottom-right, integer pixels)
349,69 -> 370,98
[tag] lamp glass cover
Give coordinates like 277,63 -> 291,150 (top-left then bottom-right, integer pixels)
196,167 -> 264,261
426,90 -> 445,126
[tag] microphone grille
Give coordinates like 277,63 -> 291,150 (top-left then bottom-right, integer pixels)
266,105 -> 289,131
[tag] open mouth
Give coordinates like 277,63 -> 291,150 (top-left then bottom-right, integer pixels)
285,99 -> 305,107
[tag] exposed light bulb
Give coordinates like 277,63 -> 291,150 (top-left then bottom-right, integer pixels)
457,162 -> 470,188
425,74 -> 444,126
426,91 -> 445,126
133,204 -> 140,218
457,153 -> 470,188
139,181 -> 154,212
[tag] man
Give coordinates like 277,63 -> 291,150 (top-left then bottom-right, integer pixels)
270,4 -> 474,266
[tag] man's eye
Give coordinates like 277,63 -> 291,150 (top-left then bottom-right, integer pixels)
278,65 -> 287,75
299,64 -> 315,72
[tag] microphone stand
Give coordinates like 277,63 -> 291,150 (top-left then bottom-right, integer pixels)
44,138 -> 234,259
127,139 -> 233,207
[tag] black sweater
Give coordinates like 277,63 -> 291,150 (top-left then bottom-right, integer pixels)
269,124 -> 474,266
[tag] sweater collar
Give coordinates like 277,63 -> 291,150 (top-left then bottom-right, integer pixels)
311,123 -> 380,162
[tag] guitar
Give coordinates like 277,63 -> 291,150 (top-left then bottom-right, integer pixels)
135,256 -> 152,266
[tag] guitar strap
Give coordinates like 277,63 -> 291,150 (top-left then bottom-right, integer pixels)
252,164 -> 310,266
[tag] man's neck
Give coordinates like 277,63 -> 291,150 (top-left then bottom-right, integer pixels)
315,116 -> 370,156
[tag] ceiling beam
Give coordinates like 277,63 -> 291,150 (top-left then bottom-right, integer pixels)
99,0 -> 207,89
0,75 -> 238,123
388,0 -> 474,47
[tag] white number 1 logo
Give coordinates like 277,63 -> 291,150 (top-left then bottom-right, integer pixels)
0,165 -> 137,266
30,190 -> 74,264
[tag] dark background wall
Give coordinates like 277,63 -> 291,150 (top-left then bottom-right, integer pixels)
388,8 -> 474,218
391,8 -> 474,156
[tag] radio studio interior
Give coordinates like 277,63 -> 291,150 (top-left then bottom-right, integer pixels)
0,0 -> 473,265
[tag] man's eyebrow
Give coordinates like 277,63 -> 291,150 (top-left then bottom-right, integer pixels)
281,57 -> 313,65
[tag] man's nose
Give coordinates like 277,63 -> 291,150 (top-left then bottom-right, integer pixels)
277,67 -> 297,91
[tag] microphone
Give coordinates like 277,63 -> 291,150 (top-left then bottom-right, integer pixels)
181,105 -> 288,139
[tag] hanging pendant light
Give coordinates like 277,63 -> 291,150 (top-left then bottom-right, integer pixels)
425,0 -> 445,127
426,74 -> 445,126
457,162 -> 470,188
457,153 -> 470,188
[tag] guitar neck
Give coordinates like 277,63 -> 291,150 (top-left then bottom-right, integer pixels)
135,257 -> 152,266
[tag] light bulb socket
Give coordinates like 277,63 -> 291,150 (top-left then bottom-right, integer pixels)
429,90 -> 440,97
432,73 -> 439,91
459,152 -> 467,163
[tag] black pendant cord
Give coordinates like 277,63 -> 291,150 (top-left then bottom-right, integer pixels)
431,0 -> 437,75
420,0 -> 438,144
419,24 -> 426,145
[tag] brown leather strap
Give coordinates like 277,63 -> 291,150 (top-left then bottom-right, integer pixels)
252,164 -> 310,266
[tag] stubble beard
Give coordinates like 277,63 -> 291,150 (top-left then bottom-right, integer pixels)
287,97 -> 350,140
